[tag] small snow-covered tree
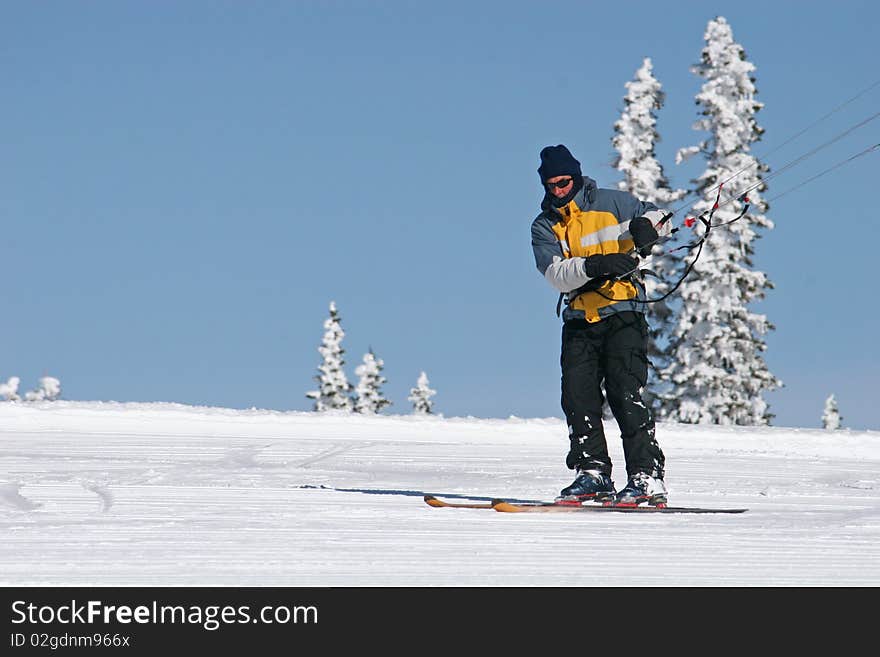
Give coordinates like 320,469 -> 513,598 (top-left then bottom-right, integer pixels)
408,371 -> 436,415
306,301 -> 353,412
662,16 -> 781,425
24,376 -> 62,401
0,376 -> 21,401
611,56 -> 687,413
613,57 -> 687,208
353,348 -> 391,414
822,394 -> 842,430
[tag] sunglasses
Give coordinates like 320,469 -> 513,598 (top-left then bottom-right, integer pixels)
544,178 -> 573,190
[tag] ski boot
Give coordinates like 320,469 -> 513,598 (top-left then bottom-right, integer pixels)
556,470 -> 616,505
609,472 -> 667,507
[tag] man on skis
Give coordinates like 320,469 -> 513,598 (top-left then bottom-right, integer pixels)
530,144 -> 671,507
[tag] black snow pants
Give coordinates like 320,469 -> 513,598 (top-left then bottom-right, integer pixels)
560,311 -> 665,479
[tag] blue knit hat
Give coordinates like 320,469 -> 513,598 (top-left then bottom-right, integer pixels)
538,144 -> 582,182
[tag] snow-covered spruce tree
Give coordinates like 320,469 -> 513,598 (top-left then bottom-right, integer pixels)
611,56 -> 687,414
662,16 -> 781,425
0,376 -> 21,401
305,301 -> 353,412
408,371 -> 436,415
24,376 -> 62,402
822,394 -> 842,430
353,348 -> 391,414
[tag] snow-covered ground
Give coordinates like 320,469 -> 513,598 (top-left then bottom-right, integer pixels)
2,402 -> 878,586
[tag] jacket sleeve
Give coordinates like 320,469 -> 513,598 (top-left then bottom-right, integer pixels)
531,218 -> 591,293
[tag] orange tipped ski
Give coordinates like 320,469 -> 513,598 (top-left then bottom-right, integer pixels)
423,495 -> 494,509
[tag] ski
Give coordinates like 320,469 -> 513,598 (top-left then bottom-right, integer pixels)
423,495 -> 495,509
491,499 -> 748,514
424,495 -> 747,513
423,494 -> 548,508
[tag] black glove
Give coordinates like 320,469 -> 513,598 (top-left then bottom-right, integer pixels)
582,253 -> 639,279
629,216 -> 659,256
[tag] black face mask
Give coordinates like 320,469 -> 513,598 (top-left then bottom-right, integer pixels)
546,176 -> 584,207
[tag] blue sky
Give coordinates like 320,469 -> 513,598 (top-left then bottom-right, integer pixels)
2,1 -> 878,430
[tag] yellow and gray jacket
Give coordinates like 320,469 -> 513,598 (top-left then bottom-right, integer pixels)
530,176 -> 669,323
